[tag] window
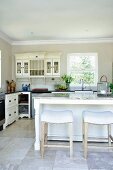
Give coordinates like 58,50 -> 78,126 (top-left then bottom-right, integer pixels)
67,53 -> 98,86
0,51 -> 1,88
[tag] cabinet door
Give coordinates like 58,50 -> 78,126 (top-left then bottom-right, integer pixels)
16,60 -> 29,77
22,60 -> 30,77
16,60 -> 23,77
6,107 -> 17,125
5,94 -> 18,108
30,59 -> 44,76
45,59 -> 52,76
52,58 -> 60,76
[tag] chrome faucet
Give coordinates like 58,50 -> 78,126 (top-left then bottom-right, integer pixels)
80,79 -> 85,90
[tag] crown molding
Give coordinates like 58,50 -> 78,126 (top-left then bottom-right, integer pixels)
1,31 -> 113,45
0,31 -> 12,44
11,38 -> 113,45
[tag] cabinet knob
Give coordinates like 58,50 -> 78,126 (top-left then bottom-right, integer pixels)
14,99 -> 16,101
9,114 -> 11,116
9,100 -> 11,102
14,111 -> 16,114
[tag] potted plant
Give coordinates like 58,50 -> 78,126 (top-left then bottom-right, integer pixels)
109,83 -> 113,93
61,74 -> 74,90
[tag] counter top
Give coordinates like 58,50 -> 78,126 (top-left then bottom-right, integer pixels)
5,89 -> 97,94
33,92 -> 113,105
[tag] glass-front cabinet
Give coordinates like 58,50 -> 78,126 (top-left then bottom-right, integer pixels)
53,59 -> 60,75
44,52 -> 61,76
45,58 -> 60,76
16,60 -> 30,77
15,52 -> 61,78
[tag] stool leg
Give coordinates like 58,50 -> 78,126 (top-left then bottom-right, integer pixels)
44,123 -> 48,145
69,122 -> 73,157
84,122 -> 88,159
108,124 -> 111,147
82,118 -> 84,147
41,122 -> 45,158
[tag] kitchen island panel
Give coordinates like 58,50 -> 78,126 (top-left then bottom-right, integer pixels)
34,95 -> 113,150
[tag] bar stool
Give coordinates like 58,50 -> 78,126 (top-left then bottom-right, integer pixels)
82,110 -> 113,158
40,110 -> 73,158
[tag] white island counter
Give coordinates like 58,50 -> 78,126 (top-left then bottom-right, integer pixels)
33,92 -> 113,150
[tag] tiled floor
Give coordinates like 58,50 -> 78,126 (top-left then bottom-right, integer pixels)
0,118 -> 113,170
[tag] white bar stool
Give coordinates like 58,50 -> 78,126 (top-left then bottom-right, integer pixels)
82,110 -> 113,158
40,110 -> 73,158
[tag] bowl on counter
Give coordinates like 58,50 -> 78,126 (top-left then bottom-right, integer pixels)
32,88 -> 48,93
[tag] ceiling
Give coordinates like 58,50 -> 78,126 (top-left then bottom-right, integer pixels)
0,0 -> 113,44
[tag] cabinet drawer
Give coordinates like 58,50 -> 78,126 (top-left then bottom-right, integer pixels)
5,94 -> 18,108
7,107 -> 17,118
5,107 -> 18,125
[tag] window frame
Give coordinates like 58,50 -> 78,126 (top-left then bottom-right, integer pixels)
0,51 -> 1,88
67,53 -> 98,86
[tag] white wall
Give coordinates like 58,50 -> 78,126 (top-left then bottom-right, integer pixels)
0,38 -> 12,91
0,39 -> 113,91
12,42 -> 113,90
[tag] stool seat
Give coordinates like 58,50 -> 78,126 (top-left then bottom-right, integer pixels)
83,111 -> 113,124
41,110 -> 73,123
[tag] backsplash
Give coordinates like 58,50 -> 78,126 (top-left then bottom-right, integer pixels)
16,77 -> 61,91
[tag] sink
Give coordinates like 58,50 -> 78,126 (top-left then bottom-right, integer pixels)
69,92 -> 94,100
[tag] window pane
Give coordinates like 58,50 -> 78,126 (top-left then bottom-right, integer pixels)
67,53 -> 98,86
0,51 -> 1,88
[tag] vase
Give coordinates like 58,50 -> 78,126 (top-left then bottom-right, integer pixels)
66,83 -> 70,91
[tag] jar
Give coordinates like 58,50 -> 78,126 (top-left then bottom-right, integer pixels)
10,80 -> 16,92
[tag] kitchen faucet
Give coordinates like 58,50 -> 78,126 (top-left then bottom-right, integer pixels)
80,79 -> 85,90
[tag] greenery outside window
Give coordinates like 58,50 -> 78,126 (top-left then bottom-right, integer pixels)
67,53 -> 98,87
0,51 -> 1,88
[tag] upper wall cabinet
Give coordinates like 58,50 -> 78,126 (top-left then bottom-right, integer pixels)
15,52 -> 61,78
29,52 -> 45,77
15,54 -> 30,78
44,52 -> 61,77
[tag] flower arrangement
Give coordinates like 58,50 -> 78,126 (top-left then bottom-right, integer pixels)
61,74 -> 73,84
109,83 -> 113,89
109,83 -> 113,93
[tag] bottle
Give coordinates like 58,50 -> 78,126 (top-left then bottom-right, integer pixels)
28,84 -> 30,91
22,84 -> 24,91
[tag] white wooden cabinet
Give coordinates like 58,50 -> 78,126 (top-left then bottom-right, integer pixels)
18,92 -> 31,118
45,52 -> 61,76
15,52 -> 61,78
29,52 -> 45,77
15,54 -> 30,78
4,93 -> 18,128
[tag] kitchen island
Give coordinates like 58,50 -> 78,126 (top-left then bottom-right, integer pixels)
33,92 -> 113,150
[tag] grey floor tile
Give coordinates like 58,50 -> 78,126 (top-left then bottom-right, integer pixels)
18,158 -> 54,170
54,151 -> 88,169
0,119 -> 113,170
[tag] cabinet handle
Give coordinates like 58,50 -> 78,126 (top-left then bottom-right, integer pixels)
9,100 -> 11,102
14,99 -> 16,101
14,111 -> 16,114
36,56 -> 38,58
9,114 -> 11,116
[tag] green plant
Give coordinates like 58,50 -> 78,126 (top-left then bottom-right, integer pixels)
109,83 -> 113,89
61,74 -> 73,84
